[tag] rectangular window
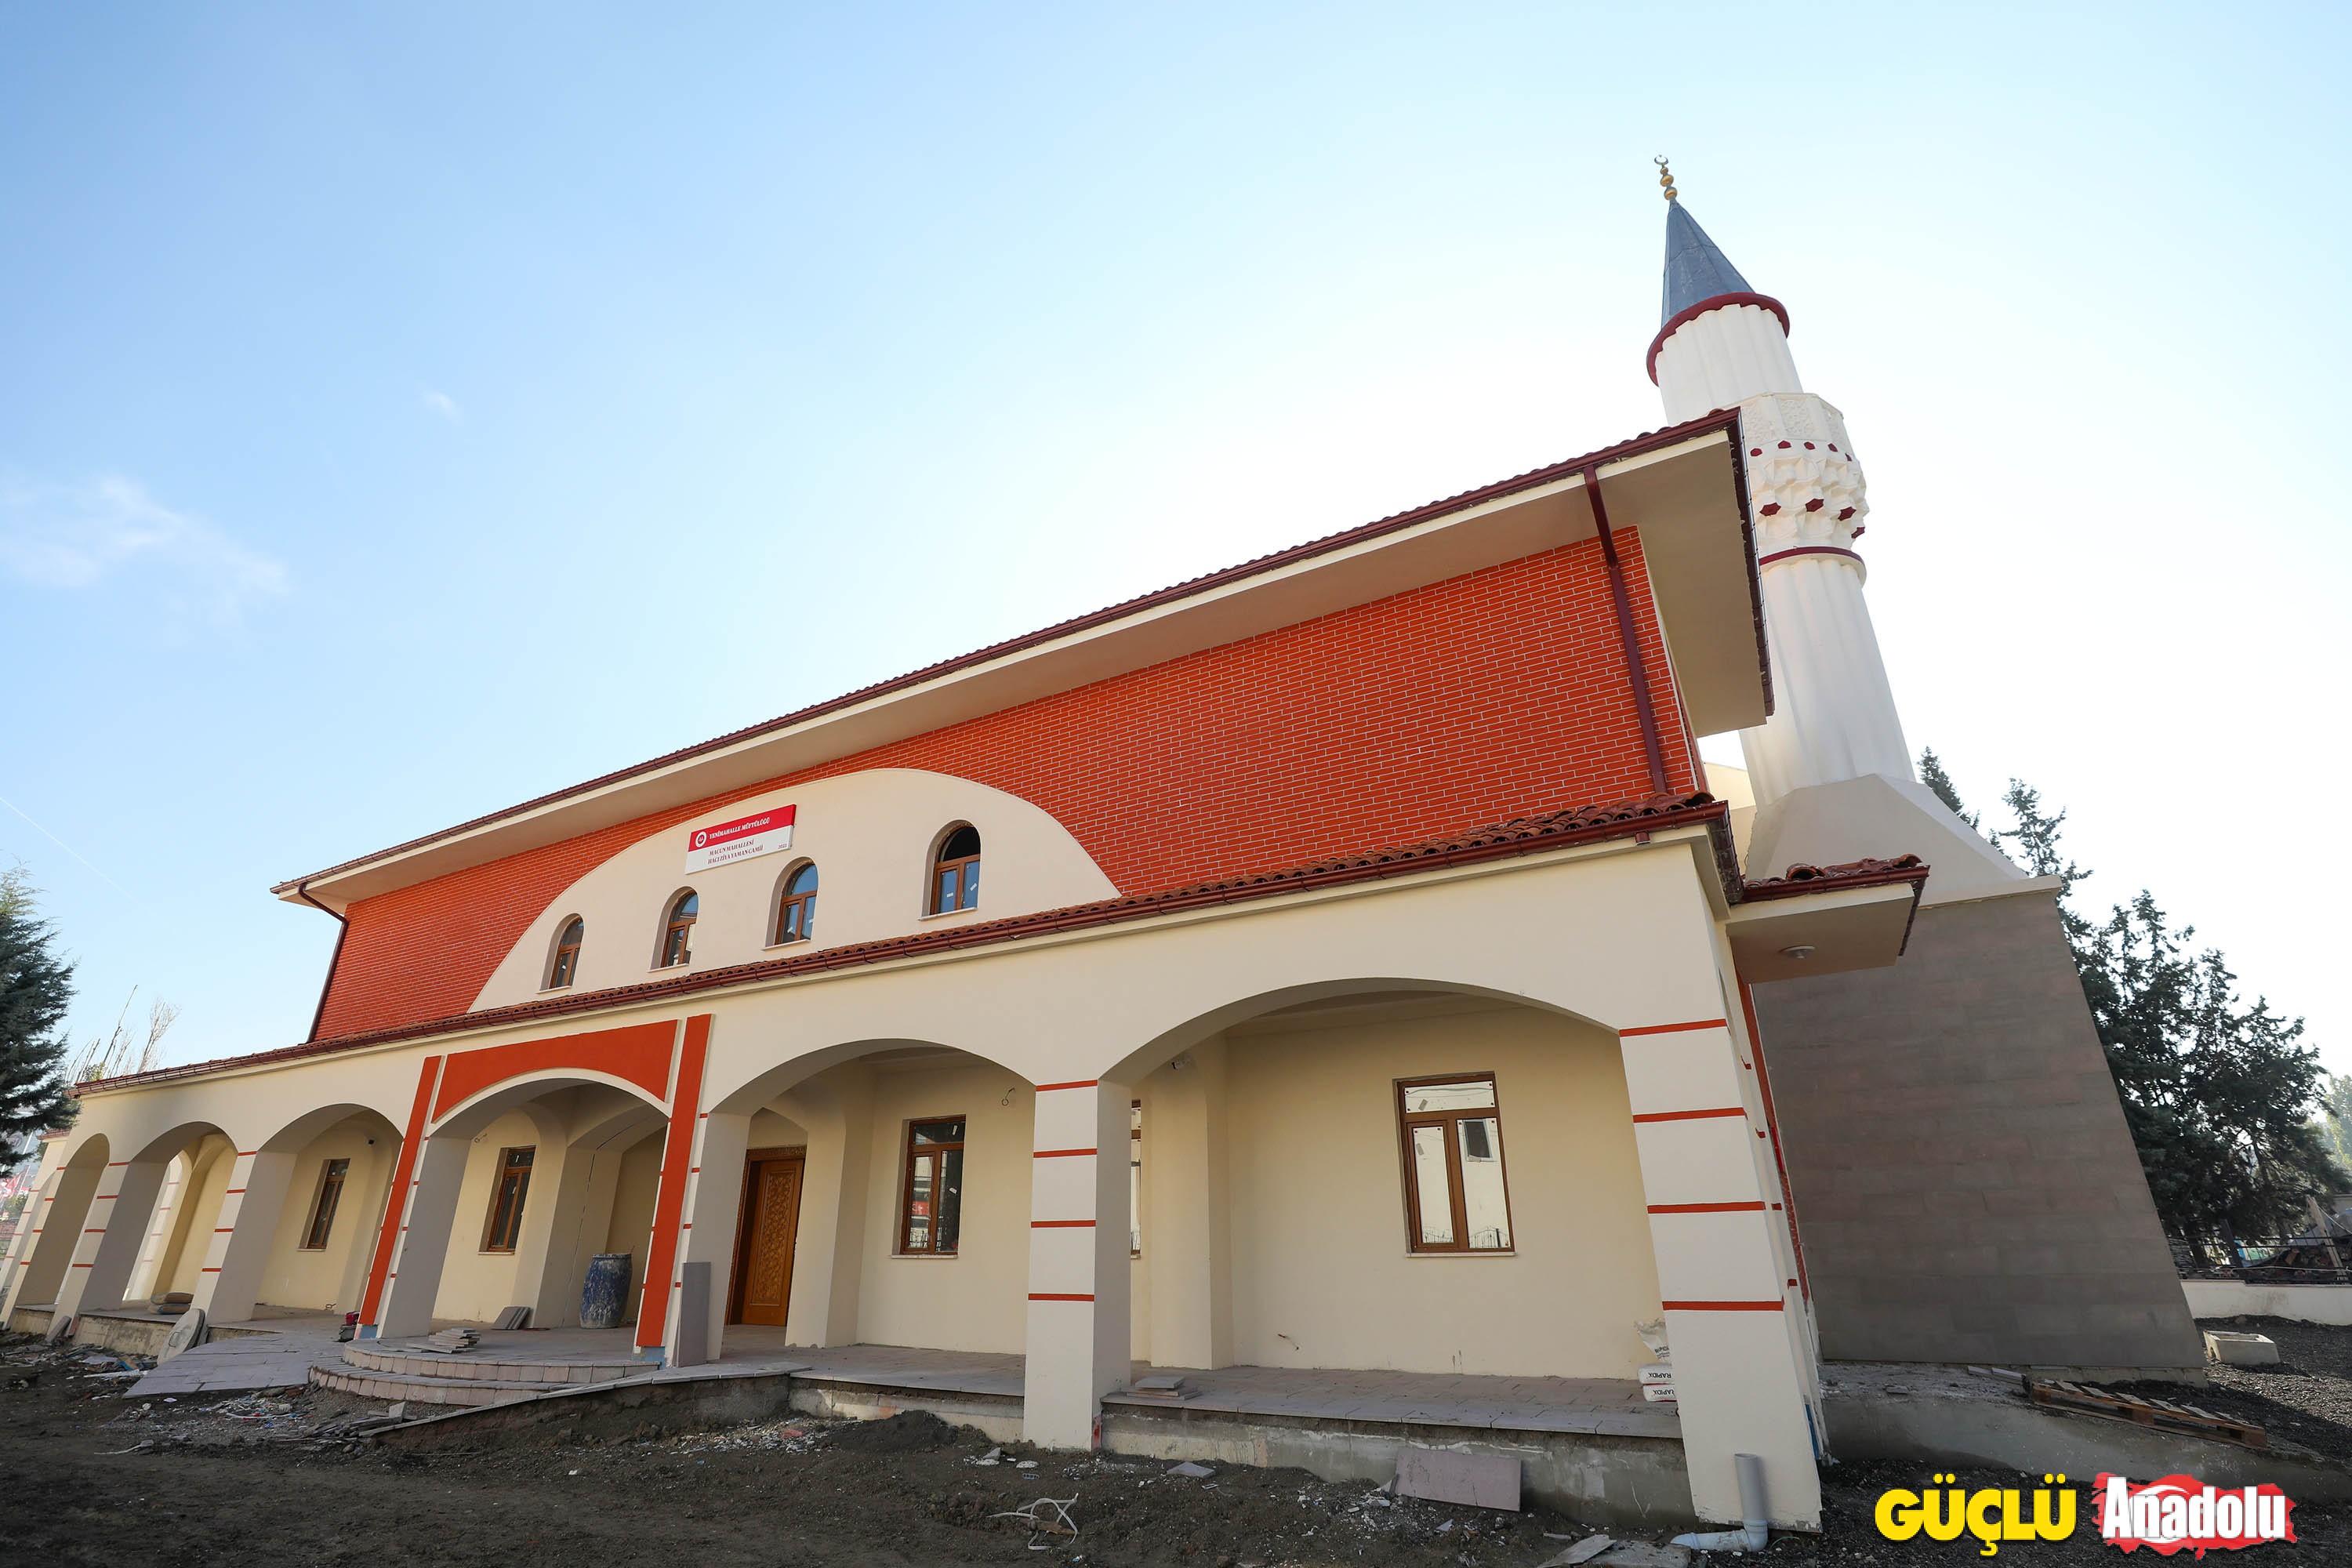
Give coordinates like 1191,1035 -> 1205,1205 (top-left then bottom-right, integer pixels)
300,1158 -> 350,1250
482,1147 -> 535,1254
1398,1076 -> 1513,1254
900,1119 -> 965,1255
1130,1100 -> 1143,1257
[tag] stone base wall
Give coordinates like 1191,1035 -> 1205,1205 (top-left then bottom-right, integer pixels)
1753,891 -> 2203,1372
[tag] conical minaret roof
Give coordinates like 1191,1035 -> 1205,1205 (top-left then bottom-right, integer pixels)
1661,198 -> 1755,325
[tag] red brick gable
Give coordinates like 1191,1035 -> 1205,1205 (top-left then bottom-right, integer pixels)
315,533 -> 1696,1039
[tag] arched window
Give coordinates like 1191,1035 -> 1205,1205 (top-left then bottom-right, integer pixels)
929,825 -> 981,914
774,862 -> 818,945
659,891 -> 698,967
547,917 -> 585,989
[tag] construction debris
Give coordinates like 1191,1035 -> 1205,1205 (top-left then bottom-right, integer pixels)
1167,1461 -> 1214,1479
492,1306 -> 533,1330
1392,1446 -> 1521,1511
414,1327 -> 480,1355
990,1494 -> 1080,1549
1127,1373 -> 1195,1400
1536,1534 -> 1615,1567
2027,1376 -> 2268,1449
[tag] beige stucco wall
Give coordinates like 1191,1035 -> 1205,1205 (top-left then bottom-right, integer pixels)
160,1138 -> 236,1298
431,1110 -> 543,1323
470,768 -> 1120,1013
849,1059 -> 1036,1355
604,1136 -> 664,1323
1223,1001 -> 1661,1377
254,1117 -> 394,1312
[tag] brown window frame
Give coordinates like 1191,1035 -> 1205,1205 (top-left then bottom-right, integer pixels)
927,824 -> 981,915
481,1146 -> 535,1254
897,1117 -> 966,1256
299,1157 -> 349,1251
772,862 -> 818,946
1396,1073 -> 1515,1255
548,916 -> 584,989
658,891 -> 697,968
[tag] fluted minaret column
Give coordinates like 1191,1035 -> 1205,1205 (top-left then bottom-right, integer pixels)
1730,396 -> 1911,804
1645,182 -> 1912,815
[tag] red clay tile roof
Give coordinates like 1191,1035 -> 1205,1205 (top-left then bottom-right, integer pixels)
1740,855 -> 1929,901
274,412 -> 1748,893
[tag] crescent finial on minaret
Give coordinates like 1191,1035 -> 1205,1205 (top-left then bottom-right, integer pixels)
1654,155 -> 1676,201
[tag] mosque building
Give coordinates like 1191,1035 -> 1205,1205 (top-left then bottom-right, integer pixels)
2,170 -> 2196,1530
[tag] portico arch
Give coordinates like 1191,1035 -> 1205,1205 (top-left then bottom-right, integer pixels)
11,1135 -> 107,1313
53,1122 -> 230,1323
372,1070 -> 671,1340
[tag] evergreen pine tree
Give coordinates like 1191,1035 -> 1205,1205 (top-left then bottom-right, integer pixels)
1996,785 -> 2343,1243
0,864 -> 77,1149
1916,748 -> 1979,829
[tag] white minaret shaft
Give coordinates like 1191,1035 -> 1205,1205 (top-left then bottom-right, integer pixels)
1646,187 -> 1913,811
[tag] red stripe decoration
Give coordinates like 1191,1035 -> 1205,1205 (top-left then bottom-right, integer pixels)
1647,1202 -> 1766,1214
639,1015 -> 712,1352
1029,1293 -> 1094,1302
1759,546 -> 1863,568
1619,1018 -> 1729,1038
1034,1080 -> 1098,1092
1630,1107 -> 1745,1123
1662,1299 -> 1784,1312
1033,1148 -> 1097,1158
1031,1219 -> 1095,1228
360,1054 -> 442,1327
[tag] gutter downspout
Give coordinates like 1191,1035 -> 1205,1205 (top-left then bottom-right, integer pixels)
293,880 -> 349,1044
1582,464 -> 1672,797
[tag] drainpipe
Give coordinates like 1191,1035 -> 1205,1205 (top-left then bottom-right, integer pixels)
1672,1452 -> 1771,1552
1582,464 -> 1672,797
292,880 -> 349,1044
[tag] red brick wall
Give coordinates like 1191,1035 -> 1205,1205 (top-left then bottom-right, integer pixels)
316,535 -> 1697,1040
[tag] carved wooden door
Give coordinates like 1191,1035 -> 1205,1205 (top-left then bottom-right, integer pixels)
734,1155 -> 803,1327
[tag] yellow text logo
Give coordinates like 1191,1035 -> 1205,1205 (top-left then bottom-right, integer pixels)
1876,1474 -> 2078,1556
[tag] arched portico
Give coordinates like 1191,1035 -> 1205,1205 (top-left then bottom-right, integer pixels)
9,1135 -> 108,1316
676,1036 -> 1041,1373
185,1103 -> 406,1324
368,1069 -> 671,1341
50,1122 -> 230,1323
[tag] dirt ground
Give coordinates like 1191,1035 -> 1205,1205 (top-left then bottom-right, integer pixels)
1,1332 -> 2346,1566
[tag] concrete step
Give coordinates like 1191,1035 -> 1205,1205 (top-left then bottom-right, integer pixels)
311,1363 -> 569,1406
340,1342 -> 638,1387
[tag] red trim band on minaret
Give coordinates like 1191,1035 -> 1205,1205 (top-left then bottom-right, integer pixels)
1646,292 -> 1791,384
1758,545 -> 1863,568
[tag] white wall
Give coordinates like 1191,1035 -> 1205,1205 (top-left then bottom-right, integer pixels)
849,1059 -> 1035,1354
1224,1000 -> 1663,1377
470,768 -> 1120,1011
254,1117 -> 394,1312
431,1110 -> 543,1323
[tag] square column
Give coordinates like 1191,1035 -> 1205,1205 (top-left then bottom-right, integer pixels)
1617,1018 -> 1821,1529
1022,1078 -> 1132,1450
52,1160 -> 169,1321
372,1137 -> 470,1339
191,1150 -> 298,1324
667,1110 -> 751,1364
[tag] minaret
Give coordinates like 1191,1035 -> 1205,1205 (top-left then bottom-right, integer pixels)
1646,161 -> 2019,893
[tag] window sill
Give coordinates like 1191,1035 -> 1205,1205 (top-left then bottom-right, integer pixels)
890,1250 -> 960,1260
536,984 -> 575,996
917,906 -> 982,922
1403,1249 -> 1517,1260
647,963 -> 691,975
762,938 -> 815,953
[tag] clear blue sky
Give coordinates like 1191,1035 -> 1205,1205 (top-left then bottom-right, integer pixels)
4,4 -> 2347,1076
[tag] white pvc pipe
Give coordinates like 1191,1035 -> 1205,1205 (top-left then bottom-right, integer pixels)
1671,1452 -> 1770,1552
